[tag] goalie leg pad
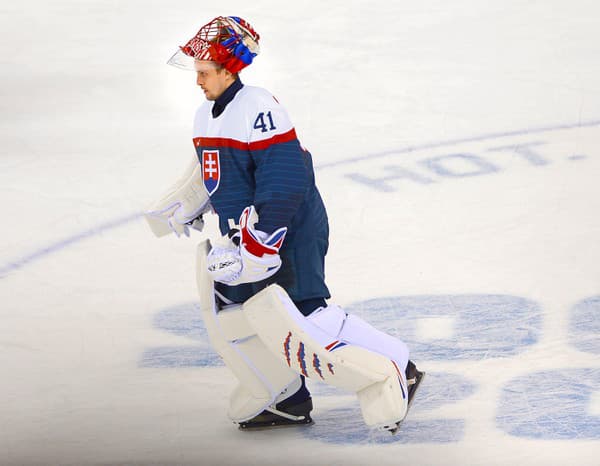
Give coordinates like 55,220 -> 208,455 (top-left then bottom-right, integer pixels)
242,285 -> 409,428
196,241 -> 300,422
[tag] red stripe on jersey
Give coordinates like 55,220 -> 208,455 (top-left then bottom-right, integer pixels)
193,129 -> 298,152
249,128 -> 297,151
193,136 -> 248,151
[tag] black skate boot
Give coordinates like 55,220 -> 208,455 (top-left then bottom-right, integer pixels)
405,360 -> 425,409
238,377 -> 313,430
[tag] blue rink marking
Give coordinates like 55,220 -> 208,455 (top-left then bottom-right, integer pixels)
497,369 -> 600,439
569,296 -> 600,354
0,119 -> 598,278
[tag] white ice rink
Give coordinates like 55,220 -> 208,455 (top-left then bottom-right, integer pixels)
1,1 -> 600,465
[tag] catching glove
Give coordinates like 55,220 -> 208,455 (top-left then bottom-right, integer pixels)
207,205 -> 287,285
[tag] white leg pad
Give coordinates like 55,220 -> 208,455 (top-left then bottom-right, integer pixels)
243,284 -> 409,428
196,241 -> 299,422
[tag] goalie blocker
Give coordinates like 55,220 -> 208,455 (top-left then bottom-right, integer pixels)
196,240 -> 424,432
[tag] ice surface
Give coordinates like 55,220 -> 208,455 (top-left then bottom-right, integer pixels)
1,1 -> 599,465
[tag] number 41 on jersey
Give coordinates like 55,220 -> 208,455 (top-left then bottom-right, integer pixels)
254,111 -> 276,133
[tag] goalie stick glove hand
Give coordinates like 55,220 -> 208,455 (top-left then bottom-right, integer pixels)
144,156 -> 211,238
206,205 -> 287,285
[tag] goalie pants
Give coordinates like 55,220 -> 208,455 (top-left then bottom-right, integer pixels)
307,304 -> 409,372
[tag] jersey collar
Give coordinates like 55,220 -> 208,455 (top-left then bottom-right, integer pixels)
212,77 -> 244,118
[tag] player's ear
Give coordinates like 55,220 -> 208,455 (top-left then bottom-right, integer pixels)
219,67 -> 236,80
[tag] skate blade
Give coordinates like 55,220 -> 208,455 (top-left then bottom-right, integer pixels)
238,417 -> 314,431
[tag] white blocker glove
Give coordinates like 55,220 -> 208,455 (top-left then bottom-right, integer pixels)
144,156 -> 211,238
207,205 -> 287,285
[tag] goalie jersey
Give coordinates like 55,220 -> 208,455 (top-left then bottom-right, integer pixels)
193,81 -> 330,308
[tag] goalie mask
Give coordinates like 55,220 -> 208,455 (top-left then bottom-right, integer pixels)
168,16 -> 260,74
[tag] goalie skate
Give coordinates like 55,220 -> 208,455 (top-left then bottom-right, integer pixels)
238,397 -> 313,430
384,360 -> 425,435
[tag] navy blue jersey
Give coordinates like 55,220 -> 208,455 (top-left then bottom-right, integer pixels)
193,84 -> 330,306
